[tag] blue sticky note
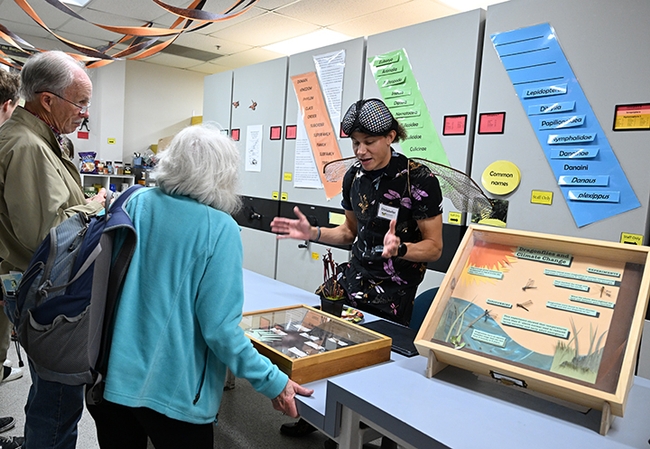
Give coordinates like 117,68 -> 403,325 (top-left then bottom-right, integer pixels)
558,175 -> 609,186
550,148 -> 599,159
528,101 -> 576,115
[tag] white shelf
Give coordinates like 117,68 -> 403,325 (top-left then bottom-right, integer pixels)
80,173 -> 135,192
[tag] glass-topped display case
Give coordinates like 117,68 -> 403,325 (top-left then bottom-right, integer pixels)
414,225 -> 650,434
240,305 -> 392,383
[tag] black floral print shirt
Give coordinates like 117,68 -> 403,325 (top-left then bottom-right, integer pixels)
339,150 -> 443,324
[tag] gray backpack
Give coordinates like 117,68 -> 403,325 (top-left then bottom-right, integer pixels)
13,185 -> 142,388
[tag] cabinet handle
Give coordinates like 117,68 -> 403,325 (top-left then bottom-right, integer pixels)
298,240 -> 309,249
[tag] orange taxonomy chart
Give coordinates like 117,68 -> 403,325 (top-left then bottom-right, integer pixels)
291,72 -> 343,199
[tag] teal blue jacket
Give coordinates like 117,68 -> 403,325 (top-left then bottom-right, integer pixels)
103,187 -> 288,424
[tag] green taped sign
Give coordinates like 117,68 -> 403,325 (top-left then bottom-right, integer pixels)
368,49 -> 449,165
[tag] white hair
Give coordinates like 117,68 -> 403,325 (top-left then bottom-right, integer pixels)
154,124 -> 241,214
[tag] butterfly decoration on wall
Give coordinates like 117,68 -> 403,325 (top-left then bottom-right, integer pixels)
232,101 -> 240,108
249,100 -> 258,111
323,156 -> 494,219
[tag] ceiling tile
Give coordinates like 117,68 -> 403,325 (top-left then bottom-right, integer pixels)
329,0 -> 458,37
182,60 -> 232,74
85,0 -> 188,23
211,47 -> 283,68
173,32 -> 252,55
0,19 -> 53,42
142,52 -> 206,69
0,0 -> 72,29
255,0 -> 302,11
56,8 -> 150,44
187,6 -> 268,36
276,0 -> 412,27
209,11 -> 318,47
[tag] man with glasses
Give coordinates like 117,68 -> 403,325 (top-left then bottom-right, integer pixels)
0,50 -> 106,449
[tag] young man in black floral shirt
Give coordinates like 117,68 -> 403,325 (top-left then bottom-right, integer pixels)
271,99 -> 444,445
272,98 -> 443,325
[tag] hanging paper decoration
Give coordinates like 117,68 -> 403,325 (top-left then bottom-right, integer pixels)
0,0 -> 259,69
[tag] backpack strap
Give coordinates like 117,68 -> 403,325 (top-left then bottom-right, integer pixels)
86,185 -> 143,404
39,186 -> 143,298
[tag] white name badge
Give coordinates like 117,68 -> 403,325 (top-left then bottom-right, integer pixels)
377,203 -> 399,221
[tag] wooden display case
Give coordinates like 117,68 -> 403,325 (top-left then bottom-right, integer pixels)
240,305 -> 391,383
414,225 -> 650,434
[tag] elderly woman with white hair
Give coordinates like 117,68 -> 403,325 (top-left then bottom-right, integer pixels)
87,124 -> 313,449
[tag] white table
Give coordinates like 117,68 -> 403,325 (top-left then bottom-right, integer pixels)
243,270 -> 650,448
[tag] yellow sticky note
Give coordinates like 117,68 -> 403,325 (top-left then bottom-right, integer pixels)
531,190 -> 553,205
448,211 -> 462,224
284,172 -> 292,181
329,212 -> 345,225
620,232 -> 643,245
311,252 -> 320,260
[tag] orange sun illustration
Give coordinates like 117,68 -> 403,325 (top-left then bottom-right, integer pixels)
460,241 -> 517,286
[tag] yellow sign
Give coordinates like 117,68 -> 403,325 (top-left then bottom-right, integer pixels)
531,190 -> 553,205
481,160 -> 521,195
291,72 -> 343,199
329,212 -> 346,226
107,138 -> 116,144
272,191 -> 279,200
620,232 -> 643,245
614,105 -> 650,130
448,211 -> 462,224
284,172 -> 292,181
311,252 -> 320,260
281,192 -> 288,201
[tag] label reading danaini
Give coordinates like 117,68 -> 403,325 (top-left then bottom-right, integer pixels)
481,160 -> 521,195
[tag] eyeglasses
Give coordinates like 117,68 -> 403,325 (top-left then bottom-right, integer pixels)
36,91 -> 91,114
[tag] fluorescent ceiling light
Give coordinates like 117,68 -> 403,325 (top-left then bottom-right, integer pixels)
264,29 -> 351,56
437,0 -> 508,12
61,0 -> 92,6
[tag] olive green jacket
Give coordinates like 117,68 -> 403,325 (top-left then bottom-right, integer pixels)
0,106 -> 103,273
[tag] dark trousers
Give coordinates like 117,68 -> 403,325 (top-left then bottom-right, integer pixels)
87,399 -> 213,449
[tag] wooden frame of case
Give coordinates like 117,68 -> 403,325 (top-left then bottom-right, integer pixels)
414,225 -> 650,434
240,305 -> 392,384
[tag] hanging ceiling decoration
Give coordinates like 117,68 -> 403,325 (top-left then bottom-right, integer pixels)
0,0 -> 259,69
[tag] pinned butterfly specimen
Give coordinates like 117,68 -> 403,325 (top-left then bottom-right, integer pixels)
249,100 -> 257,110
232,101 -> 240,108
323,157 -> 493,219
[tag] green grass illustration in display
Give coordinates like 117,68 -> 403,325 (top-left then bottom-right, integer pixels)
551,318 -> 606,383
444,299 -> 474,349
